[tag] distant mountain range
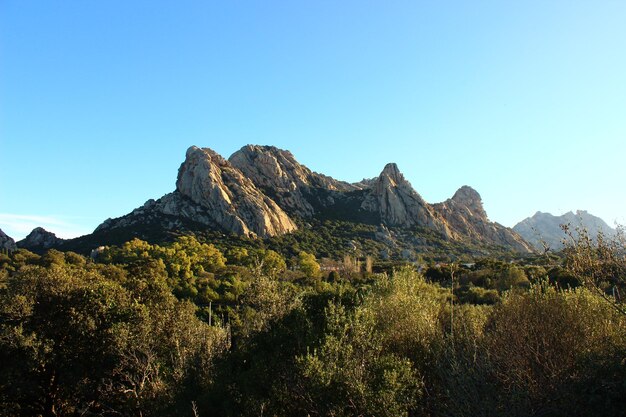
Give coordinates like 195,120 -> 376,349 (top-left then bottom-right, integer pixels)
3,145 -> 615,259
513,210 -> 616,251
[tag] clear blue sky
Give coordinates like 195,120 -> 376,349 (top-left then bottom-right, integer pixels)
1,0 -> 625,240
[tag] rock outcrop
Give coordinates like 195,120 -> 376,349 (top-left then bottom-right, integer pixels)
0,228 -> 17,251
513,210 -> 616,251
99,146 -> 297,238
229,145 -> 360,216
361,163 -> 452,238
96,191 -> 221,233
176,146 -> 297,237
94,144 -> 533,253
18,227 -> 65,251
433,186 -> 533,252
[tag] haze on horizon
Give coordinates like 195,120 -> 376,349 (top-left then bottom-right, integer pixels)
1,1 -> 625,240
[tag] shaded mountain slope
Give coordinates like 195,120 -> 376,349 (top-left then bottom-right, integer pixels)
0,229 -> 17,251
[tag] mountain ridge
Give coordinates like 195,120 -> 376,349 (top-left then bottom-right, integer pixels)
93,145 -> 532,253
513,210 -> 616,251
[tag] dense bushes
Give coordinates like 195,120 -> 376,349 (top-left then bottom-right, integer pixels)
1,235 -> 625,416
0,262 -> 228,417
295,303 -> 420,417
202,267 -> 626,417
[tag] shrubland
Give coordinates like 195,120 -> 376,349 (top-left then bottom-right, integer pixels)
0,230 -> 624,416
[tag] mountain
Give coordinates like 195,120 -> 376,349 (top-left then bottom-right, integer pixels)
0,228 -> 17,251
513,210 -> 616,251
90,145 -> 532,255
229,144 -> 361,217
97,146 -> 296,239
17,227 -> 65,251
433,186 -> 531,251
361,163 -> 452,236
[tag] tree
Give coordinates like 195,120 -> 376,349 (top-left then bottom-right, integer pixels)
295,303 -> 420,417
297,251 -> 321,279
251,249 -> 287,277
226,247 -> 249,266
495,265 -> 529,292
0,263 -> 228,416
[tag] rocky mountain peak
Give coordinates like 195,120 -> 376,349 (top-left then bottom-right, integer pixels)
379,163 -> 403,185
18,227 -> 65,250
229,144 -> 360,217
450,185 -> 487,219
177,146 -> 230,200
433,188 -> 532,253
175,145 -> 297,238
0,228 -> 17,251
229,145 -> 311,191
451,185 -> 480,202
230,144 -> 360,191
360,163 -> 452,237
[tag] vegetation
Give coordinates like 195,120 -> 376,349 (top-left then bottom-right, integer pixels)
57,216 -> 521,264
1,230 -> 625,416
0,258 -> 227,417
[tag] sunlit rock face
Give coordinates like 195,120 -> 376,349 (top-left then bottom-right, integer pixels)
360,163 -> 452,238
174,146 -> 297,238
433,186 -> 533,252
97,146 -> 297,238
229,144 -> 361,217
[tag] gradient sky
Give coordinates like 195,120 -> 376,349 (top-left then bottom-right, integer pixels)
1,0 -> 625,240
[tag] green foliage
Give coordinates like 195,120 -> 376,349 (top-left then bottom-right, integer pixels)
2,235 -> 626,417
483,282 -> 626,416
368,268 -> 447,363
296,303 -> 420,417
297,251 -> 321,279
494,265 -> 530,291
252,249 -> 287,277
456,285 -> 500,305
0,263 -> 228,417
0,248 -> 40,272
98,236 -> 228,302
225,246 -> 249,265
234,274 -> 301,341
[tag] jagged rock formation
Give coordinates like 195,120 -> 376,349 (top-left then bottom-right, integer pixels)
94,144 -> 533,253
96,192 -> 221,233
513,210 -> 616,251
0,228 -> 17,251
99,146 -> 297,238
229,145 -> 361,217
433,186 -> 533,252
176,146 -> 297,237
18,227 -> 65,251
361,163 -> 452,238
